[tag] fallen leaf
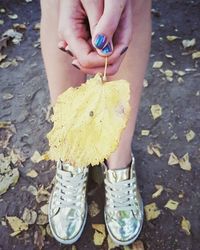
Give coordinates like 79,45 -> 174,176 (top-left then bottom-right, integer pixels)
147,143 -> 162,157
164,199 -> 179,210
144,202 -> 161,221
0,53 -> 7,62
72,245 -> 77,250
107,235 -> 118,250
27,185 -> 37,196
168,152 -> 179,166
0,20 -> 4,25
152,185 -> 164,198
46,224 -> 53,237
181,217 -> 191,235
186,130 -> 195,142
164,69 -> 173,77
8,14 -> 18,19
141,130 -> 150,136
179,153 -> 191,171
89,201 -> 100,217
150,104 -> 162,119
40,204 -> 48,215
165,54 -> 173,58
26,169 -> 38,178
182,38 -> 196,49
143,79 -> 149,88
34,22 -> 40,30
0,58 -> 18,68
3,93 -> 14,100
152,61 -> 163,69
6,216 -> 28,236
3,29 -> 23,44
175,70 -> 186,76
166,35 -> 179,41
13,23 -> 27,30
31,151 -> 45,163
22,208 -> 37,225
192,51 -> 200,59
36,186 -> 50,203
178,77 -> 184,84
36,212 -> 48,225
132,240 -> 145,250
92,224 -> 106,246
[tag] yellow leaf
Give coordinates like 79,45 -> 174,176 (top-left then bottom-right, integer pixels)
150,104 -> 162,119
147,143 -> 161,157
152,61 -> 163,69
92,224 -> 106,246
132,240 -> 145,250
186,130 -> 195,142
89,201 -> 100,217
166,35 -> 179,41
182,38 -> 196,49
144,202 -> 161,221
168,152 -> 179,165
192,51 -> 200,59
31,151 -> 48,163
26,169 -> 38,178
179,153 -> 191,171
164,69 -> 173,77
107,235 -> 118,250
164,199 -> 179,210
47,74 -> 131,167
141,130 -> 150,136
6,216 -> 28,236
40,204 -> 48,215
181,217 -> 191,235
22,208 -> 37,225
152,185 -> 164,198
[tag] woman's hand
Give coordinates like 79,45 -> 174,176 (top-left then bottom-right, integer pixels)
58,0 -> 133,75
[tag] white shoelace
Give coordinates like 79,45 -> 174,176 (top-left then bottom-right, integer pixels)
53,168 -> 87,210
105,178 -> 139,212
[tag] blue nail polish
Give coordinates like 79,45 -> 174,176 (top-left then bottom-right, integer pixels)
94,34 -> 107,49
102,42 -> 112,54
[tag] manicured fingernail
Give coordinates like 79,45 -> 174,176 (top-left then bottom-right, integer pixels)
120,46 -> 128,56
66,49 -> 74,57
101,42 -> 112,54
72,63 -> 80,70
94,34 -> 107,49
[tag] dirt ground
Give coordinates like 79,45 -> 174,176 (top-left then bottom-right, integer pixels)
0,0 -> 199,250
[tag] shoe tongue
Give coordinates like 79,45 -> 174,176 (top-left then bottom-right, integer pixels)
62,162 -> 82,176
107,167 -> 130,183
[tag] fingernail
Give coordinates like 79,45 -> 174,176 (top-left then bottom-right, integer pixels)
72,63 -> 80,70
59,47 -> 66,52
66,49 -> 74,57
101,42 -> 112,54
94,34 -> 107,49
120,46 -> 128,56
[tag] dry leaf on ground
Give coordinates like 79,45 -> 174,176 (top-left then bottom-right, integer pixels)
22,208 -> 37,225
36,212 -> 48,225
147,143 -> 162,157
89,201 -> 100,217
144,202 -> 161,221
141,130 -> 150,136
34,226 -> 46,250
6,216 -> 28,236
186,130 -> 195,142
40,204 -> 48,215
166,35 -> 180,41
3,29 -> 23,44
47,73 -> 131,167
192,51 -> 200,59
26,169 -> 38,178
107,235 -> 119,250
181,217 -> 191,235
36,186 -> 50,203
92,224 -> 106,246
152,61 -> 163,69
179,153 -> 191,171
152,185 -> 164,198
150,104 -> 162,119
164,199 -> 179,210
182,38 -> 196,49
168,152 -> 179,166
132,240 -> 145,250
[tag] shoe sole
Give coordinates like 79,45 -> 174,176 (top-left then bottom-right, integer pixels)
48,194 -> 88,245
104,199 -> 144,246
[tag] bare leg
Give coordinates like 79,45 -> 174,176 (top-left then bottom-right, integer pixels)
40,0 -> 86,104
107,0 -> 152,169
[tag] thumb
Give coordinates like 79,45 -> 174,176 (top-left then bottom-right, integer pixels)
92,0 -> 126,51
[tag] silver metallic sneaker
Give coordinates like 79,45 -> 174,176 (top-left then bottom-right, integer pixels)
48,161 -> 88,244
103,154 -> 143,245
